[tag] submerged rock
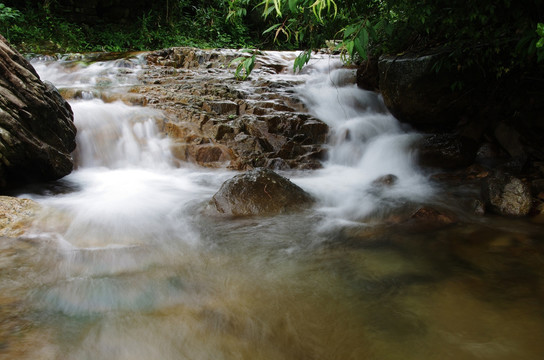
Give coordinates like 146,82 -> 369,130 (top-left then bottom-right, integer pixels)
409,206 -> 457,226
371,174 -> 398,187
211,168 -> 313,216
0,196 -> 40,237
482,172 -> 532,217
0,35 -> 76,188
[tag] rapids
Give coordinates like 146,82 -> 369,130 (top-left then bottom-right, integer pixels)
0,51 -> 543,360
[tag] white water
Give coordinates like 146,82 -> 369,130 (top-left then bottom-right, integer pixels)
293,61 -> 432,224
27,52 -> 434,249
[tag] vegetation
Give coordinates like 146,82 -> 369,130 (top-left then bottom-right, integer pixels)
0,1 -> 256,53
229,0 -> 544,76
0,0 -> 542,81
230,49 -> 258,80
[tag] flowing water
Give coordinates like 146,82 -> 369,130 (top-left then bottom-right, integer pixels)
1,52 -> 543,360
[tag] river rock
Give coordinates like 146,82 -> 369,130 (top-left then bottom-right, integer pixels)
417,133 -> 478,170
0,35 -> 76,188
139,48 -> 329,170
409,206 -> 457,226
481,172 -> 532,217
378,54 -> 471,129
211,168 -> 314,216
0,196 -> 40,237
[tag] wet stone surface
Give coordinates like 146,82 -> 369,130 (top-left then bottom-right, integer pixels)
211,168 -> 314,216
134,48 -> 330,170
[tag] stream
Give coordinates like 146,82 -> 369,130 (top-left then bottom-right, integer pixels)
1,51 -> 543,360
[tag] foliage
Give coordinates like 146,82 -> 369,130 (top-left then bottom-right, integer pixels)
537,22 -> 544,62
2,0 -> 542,82
0,3 -> 21,38
228,0 -> 544,77
230,49 -> 257,80
0,1 -> 256,53
293,49 -> 311,72
0,3 -> 19,22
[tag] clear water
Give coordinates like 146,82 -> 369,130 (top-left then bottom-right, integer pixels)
0,53 -> 543,360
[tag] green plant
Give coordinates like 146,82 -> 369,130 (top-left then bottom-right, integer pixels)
293,49 -> 311,72
230,49 -> 258,80
0,3 -> 21,22
0,3 -> 21,38
536,22 -> 544,62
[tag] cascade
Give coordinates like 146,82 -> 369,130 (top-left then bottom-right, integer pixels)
0,51 -> 541,360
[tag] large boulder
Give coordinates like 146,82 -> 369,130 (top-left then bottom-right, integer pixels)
378,54 -> 473,129
0,35 -> 76,188
211,168 -> 314,216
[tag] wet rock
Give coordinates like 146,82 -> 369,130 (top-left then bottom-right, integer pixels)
494,122 -> 526,159
481,172 -> 532,217
171,143 -> 234,168
475,142 -> 506,167
138,49 -> 328,170
531,179 -> 544,195
202,101 -> 238,115
409,206 -> 457,226
211,168 -> 314,216
378,54 -> 472,128
356,57 -> 380,91
0,196 -> 40,237
472,199 -> 486,216
372,174 -> 398,187
417,134 -> 478,169
299,120 -> 329,144
265,158 -> 290,170
195,145 -> 233,166
0,35 -> 76,188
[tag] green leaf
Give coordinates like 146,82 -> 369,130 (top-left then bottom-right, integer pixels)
293,50 -> 311,73
263,23 -> 281,35
262,2 -> 276,19
537,38 -> 544,48
360,27 -> 369,47
537,23 -> 544,37
343,24 -> 358,38
353,37 -> 366,59
345,40 -> 354,57
288,0 -> 298,13
273,0 -> 282,16
230,56 -> 246,66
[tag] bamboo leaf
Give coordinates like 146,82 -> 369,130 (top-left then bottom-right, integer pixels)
273,0 -> 282,16
263,23 -> 281,34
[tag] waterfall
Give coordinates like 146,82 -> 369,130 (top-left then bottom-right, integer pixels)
25,57 -> 216,249
294,60 -> 433,223
70,100 -> 173,169
2,51 -> 541,360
